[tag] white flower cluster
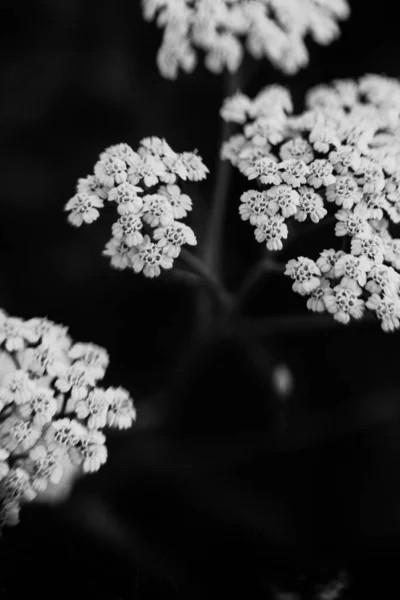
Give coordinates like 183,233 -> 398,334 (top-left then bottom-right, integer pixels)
142,0 -> 350,79
0,309 -> 136,533
222,75 -> 400,331
65,138 -> 208,278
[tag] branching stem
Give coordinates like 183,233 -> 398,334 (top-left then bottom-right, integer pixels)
179,249 -> 232,310
234,258 -> 285,310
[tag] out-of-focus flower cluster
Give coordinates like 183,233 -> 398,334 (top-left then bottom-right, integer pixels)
0,309 -> 136,533
271,569 -> 348,600
222,75 -> 400,332
142,0 -> 350,79
65,138 -> 208,278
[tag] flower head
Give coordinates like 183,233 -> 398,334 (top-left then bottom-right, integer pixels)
224,75 -> 400,330
220,92 -> 252,124
334,207 -> 370,237
329,146 -> 361,174
266,185 -> 300,218
365,265 -> 400,295
0,417 -> 42,454
112,214 -> 144,247
128,154 -> 165,187
279,160 -> 309,188
68,343 -> 109,380
307,159 -> 336,188
366,293 -> 400,332
285,257 -> 321,295
144,0 -> 350,78
0,500 -> 20,527
102,238 -> 138,270
20,343 -> 66,379
0,310 -> 137,533
28,445 -> 64,492
108,182 -> 143,215
306,278 -> 331,313
153,222 -> 197,258
0,371 -> 35,406
317,249 -> 345,278
143,194 -> 174,227
239,190 -> 274,225
66,139 -> 206,279
254,215 -> 289,251
19,387 -> 58,427
324,281 -> 365,324
106,387 -> 136,430
280,137 -> 314,164
295,187 -> 327,223
0,468 -> 36,504
245,156 -> 281,185
326,176 -> 362,209
78,430 -> 108,473
334,254 -> 371,287
44,418 -> 86,456
24,318 -> 71,350
65,193 -> 104,227
55,364 -> 96,403
131,235 -> 174,278
76,174 -> 109,200
158,184 -> 193,219
94,156 -> 127,187
0,315 -> 37,353
351,235 -> 385,265
75,389 -> 111,430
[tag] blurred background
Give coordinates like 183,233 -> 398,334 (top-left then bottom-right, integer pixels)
2,0 -> 400,598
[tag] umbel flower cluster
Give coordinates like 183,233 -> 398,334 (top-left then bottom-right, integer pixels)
142,0 -> 350,79
222,75 -> 400,331
0,309 -> 136,533
65,138 -> 208,278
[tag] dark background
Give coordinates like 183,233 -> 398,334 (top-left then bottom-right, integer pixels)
1,1 -> 400,598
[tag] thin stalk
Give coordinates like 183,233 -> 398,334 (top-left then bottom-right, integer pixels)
179,249 -> 232,309
234,257 -> 285,310
233,214 -> 339,312
60,394 -> 70,416
202,69 -> 243,276
168,268 -> 200,287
